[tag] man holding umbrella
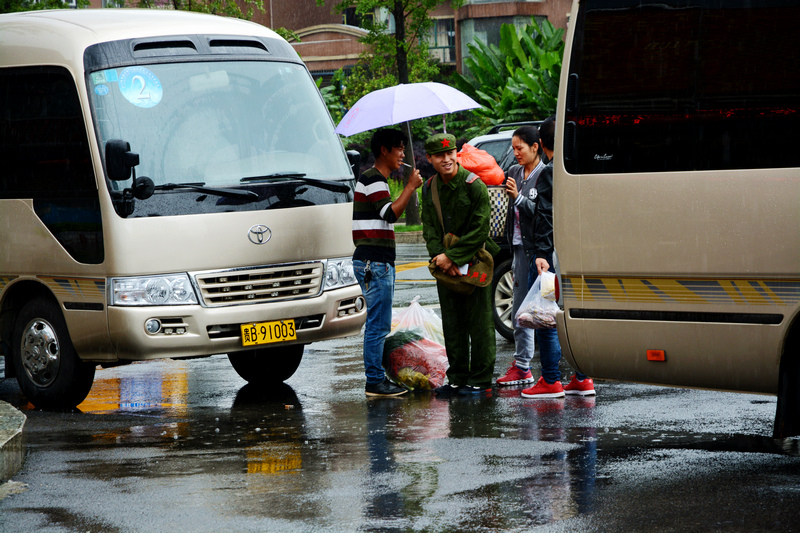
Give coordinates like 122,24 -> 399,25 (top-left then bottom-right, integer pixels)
353,128 -> 423,397
421,133 -> 500,396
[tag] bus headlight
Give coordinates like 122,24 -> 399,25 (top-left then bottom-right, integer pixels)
111,274 -> 198,306
324,258 -> 357,290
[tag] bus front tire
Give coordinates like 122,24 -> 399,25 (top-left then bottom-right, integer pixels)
228,344 -> 304,384
11,298 -> 96,410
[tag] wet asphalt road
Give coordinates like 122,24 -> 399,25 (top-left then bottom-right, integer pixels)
1,245 -> 799,532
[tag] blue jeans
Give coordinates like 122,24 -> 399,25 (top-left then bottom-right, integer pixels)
354,260 -> 395,385
528,254 -> 587,383
511,245 -> 535,369
535,327 -> 564,384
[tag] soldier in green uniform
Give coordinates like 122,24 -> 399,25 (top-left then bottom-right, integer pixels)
421,133 -> 500,396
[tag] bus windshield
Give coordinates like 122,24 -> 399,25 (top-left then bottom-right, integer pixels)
88,60 -> 352,217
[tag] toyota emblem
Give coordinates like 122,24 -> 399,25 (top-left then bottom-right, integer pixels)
248,224 -> 272,245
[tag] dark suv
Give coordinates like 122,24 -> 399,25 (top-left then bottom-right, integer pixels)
467,121 -> 541,341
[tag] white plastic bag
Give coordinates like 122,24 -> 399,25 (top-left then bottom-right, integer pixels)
515,272 -> 558,329
383,296 -> 448,390
389,295 -> 444,346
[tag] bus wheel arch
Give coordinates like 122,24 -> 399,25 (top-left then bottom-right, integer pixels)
227,343 -> 305,384
774,317 -> 800,438
10,296 -> 95,409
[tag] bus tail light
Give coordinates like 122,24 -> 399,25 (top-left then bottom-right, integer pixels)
554,274 -> 560,303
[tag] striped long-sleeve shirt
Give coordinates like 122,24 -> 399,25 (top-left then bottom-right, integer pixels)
352,167 -> 399,265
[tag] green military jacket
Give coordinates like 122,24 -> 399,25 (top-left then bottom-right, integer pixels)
421,164 -> 501,267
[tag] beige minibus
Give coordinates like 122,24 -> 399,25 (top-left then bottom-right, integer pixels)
0,10 -> 366,408
553,0 -> 800,437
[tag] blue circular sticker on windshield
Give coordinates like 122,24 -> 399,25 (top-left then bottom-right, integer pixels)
94,84 -> 109,96
118,66 -> 163,108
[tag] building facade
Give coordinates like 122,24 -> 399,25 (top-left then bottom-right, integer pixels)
83,1 -> 572,78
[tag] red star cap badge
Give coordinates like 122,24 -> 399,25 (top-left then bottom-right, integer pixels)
440,139 -> 451,148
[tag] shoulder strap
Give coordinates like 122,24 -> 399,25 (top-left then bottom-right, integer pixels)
430,175 -> 445,233
465,172 -> 480,184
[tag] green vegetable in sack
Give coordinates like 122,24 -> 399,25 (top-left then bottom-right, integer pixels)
382,330 -> 424,367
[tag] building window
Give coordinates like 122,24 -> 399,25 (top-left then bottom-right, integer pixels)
427,17 -> 455,64
343,7 -> 374,28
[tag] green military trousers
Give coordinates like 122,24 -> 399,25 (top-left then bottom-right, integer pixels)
436,281 -> 496,388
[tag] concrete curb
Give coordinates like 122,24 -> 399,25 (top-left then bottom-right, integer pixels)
0,400 -> 25,483
395,231 -> 424,244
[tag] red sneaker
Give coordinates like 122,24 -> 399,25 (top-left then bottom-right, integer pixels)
563,376 -> 596,396
521,377 -> 565,399
497,364 -> 534,386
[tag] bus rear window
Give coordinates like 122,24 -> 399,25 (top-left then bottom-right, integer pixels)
564,0 -> 800,174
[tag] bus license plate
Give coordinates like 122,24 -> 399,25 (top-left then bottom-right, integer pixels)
241,319 -> 297,347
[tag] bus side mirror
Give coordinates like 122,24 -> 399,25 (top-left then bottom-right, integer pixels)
106,139 -> 140,181
133,176 -> 155,200
347,150 -> 361,181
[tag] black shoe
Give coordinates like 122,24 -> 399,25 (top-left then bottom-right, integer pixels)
458,384 -> 492,396
434,384 -> 460,397
365,379 -> 408,397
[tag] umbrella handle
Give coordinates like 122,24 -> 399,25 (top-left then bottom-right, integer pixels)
442,114 -> 447,134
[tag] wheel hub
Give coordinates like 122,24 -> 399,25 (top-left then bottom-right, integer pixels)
20,319 -> 60,387
495,270 -> 514,330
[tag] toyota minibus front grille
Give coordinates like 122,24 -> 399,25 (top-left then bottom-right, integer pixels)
192,263 -> 323,307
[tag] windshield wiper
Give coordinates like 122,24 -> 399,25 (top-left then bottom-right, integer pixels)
241,172 -> 351,193
155,182 -> 258,200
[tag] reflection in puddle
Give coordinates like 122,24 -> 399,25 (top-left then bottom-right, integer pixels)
235,383 -> 306,476
246,443 -> 303,475
233,391 -> 599,530
353,393 -> 599,530
686,434 -> 800,457
78,362 -> 189,415
25,358 -> 601,530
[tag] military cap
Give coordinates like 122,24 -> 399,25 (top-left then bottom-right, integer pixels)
425,133 -> 457,155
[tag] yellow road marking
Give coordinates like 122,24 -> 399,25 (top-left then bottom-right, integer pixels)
396,261 -> 429,273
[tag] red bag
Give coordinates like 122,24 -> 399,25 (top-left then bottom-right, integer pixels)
385,337 -> 448,390
457,143 -> 505,185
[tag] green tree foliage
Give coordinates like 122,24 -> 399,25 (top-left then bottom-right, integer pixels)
319,0 -> 461,106
316,71 -> 346,125
453,17 -> 564,138
1,0 -> 88,12
274,27 -> 301,43
318,1 -> 462,225
131,0 -> 263,19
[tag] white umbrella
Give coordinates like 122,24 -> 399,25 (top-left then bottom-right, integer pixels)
335,82 -> 481,137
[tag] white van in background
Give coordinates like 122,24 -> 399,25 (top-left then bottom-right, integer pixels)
0,9 -> 365,408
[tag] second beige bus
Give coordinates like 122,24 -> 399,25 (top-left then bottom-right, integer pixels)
553,0 -> 800,437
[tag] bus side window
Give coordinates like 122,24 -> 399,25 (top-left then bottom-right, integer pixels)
566,2 -> 800,175
0,67 -> 104,264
